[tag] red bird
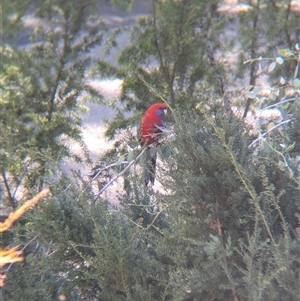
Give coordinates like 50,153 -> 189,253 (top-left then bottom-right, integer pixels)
140,103 -> 167,185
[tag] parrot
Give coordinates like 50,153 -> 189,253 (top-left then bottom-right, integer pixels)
139,103 -> 168,186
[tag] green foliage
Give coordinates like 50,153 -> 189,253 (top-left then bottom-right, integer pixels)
245,46 -> 300,163
3,178 -> 171,300
102,0 -> 299,139
1,0 -> 31,38
102,0 -> 227,138
4,103 -> 299,300
2,1 -> 300,301
235,0 -> 299,83
1,0 -> 105,207
159,104 -> 300,300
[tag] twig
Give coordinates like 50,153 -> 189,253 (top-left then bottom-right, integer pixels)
145,207 -> 166,231
204,114 -> 274,242
86,145 -> 146,180
86,161 -> 129,180
1,170 -> 15,209
93,147 -> 147,202
251,97 -> 295,131
0,188 -> 51,232
243,56 -> 296,65
4,235 -> 38,272
249,119 -> 291,148
260,139 -> 294,176
136,73 -> 173,113
260,97 -> 296,111
0,247 -> 24,269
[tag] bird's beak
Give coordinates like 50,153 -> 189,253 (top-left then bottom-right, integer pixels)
163,108 -> 167,115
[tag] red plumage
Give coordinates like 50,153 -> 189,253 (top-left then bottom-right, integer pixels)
139,103 -> 167,186
140,103 -> 168,145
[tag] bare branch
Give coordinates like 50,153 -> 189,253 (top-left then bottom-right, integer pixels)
249,119 -> 291,148
85,161 -> 129,180
1,170 -> 15,209
93,147 -> 147,202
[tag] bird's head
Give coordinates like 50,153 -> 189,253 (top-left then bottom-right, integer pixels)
147,103 -> 168,117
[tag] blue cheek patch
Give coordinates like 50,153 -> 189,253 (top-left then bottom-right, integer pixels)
156,109 -> 164,117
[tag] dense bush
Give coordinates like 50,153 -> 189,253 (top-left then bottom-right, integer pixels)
1,1 -> 299,300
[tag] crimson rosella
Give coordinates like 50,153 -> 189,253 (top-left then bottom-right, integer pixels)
140,103 -> 167,186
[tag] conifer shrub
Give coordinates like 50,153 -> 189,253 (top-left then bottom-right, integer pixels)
154,102 -> 300,301
2,1 -> 299,300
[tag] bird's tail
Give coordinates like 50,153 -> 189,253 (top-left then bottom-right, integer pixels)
144,146 -> 157,186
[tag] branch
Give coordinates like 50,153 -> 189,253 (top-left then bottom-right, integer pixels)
249,119 -> 291,148
3,235 -> 38,272
0,188 -> 51,232
204,114 -> 274,242
137,73 -> 173,114
0,246 -> 24,269
145,205 -> 168,231
1,170 -> 15,209
93,147 -> 147,202
151,0 -> 171,86
85,161 -> 129,180
257,97 -> 296,114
